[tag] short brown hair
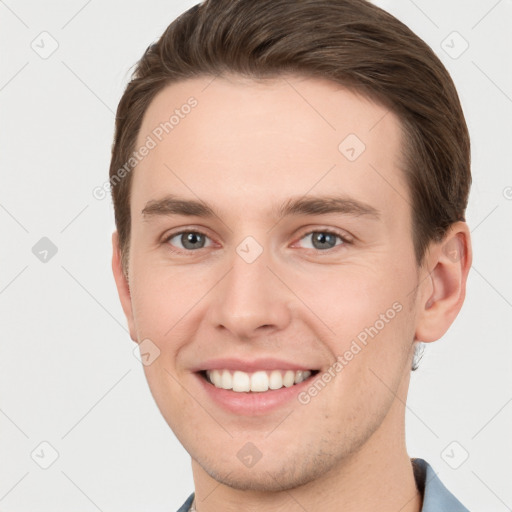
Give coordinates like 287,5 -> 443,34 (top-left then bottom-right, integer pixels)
109,0 -> 470,282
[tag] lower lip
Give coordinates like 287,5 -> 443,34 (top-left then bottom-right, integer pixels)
196,372 -> 316,416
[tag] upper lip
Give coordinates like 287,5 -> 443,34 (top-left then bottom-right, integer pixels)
193,358 -> 317,373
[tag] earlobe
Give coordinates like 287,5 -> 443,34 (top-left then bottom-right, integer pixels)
111,231 -> 138,343
415,222 -> 472,343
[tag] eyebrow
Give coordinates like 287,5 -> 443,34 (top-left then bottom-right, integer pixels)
141,194 -> 380,221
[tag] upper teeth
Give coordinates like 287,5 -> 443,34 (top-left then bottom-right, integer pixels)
205,369 -> 312,392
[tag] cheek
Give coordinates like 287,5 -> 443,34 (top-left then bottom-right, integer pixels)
129,264 -> 205,341
142,365 -> 193,441
301,259 -> 413,334
304,308 -> 414,440
308,263 -> 416,396
331,294 -> 415,411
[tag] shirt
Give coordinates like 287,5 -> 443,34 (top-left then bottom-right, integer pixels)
176,457 -> 469,511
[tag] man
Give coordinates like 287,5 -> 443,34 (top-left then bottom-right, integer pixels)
109,0 -> 472,510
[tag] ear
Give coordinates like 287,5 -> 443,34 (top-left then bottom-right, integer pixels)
111,231 -> 138,343
415,221 -> 472,343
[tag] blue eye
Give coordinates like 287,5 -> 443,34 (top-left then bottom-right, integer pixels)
163,228 -> 351,254
298,230 -> 348,250
164,230 -> 213,251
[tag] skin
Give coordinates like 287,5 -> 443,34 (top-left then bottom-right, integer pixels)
111,74 -> 472,511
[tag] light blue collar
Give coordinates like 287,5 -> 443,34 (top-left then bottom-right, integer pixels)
413,457 -> 469,511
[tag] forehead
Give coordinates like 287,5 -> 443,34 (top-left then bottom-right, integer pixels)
131,74 -> 408,221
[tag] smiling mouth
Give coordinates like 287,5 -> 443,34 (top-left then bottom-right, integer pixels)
200,369 -> 320,393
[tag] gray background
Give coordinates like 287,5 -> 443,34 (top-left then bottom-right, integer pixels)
1,0 -> 511,510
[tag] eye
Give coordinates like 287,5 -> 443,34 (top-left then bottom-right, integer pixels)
162,228 -> 351,254
296,229 -> 350,251
163,230 -> 213,252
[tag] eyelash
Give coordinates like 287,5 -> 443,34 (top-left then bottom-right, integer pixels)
162,228 -> 352,254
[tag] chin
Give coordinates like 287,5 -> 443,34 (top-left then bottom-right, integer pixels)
194,448 -> 338,493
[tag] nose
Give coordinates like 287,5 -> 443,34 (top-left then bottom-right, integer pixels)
207,245 -> 293,340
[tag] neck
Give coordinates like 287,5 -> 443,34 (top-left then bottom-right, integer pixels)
190,370 -> 422,512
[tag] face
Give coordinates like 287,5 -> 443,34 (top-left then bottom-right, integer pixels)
114,74 -> 428,491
